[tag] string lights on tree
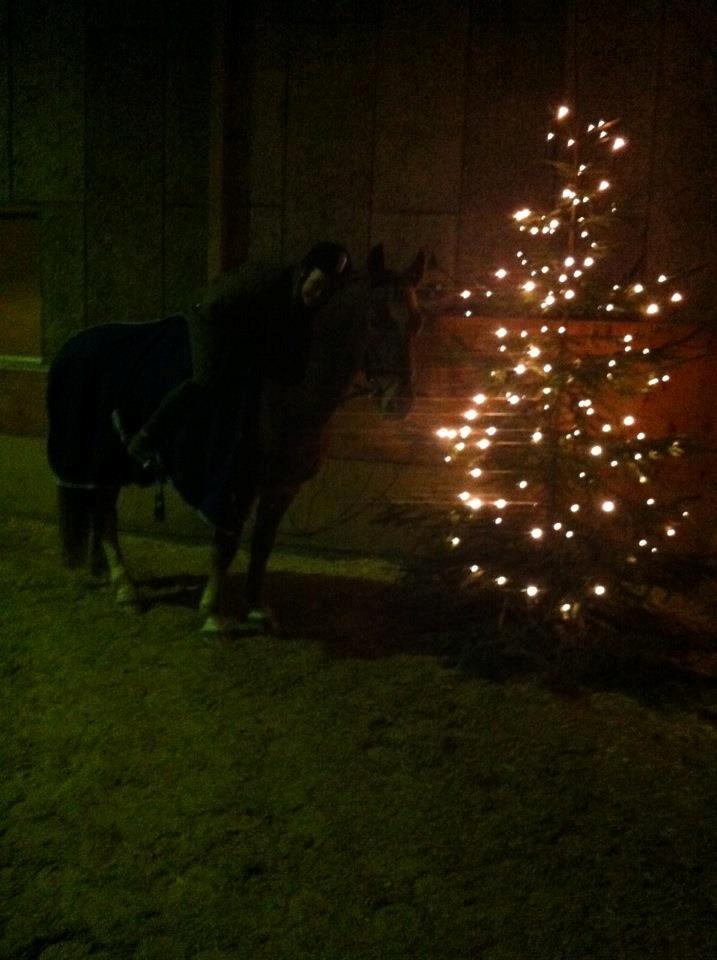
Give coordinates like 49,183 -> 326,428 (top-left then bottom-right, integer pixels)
433,104 -> 694,629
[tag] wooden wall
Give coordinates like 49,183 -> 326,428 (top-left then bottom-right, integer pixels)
1,0 -> 714,555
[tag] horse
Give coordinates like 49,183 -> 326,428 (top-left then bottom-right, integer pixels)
47,244 -> 425,633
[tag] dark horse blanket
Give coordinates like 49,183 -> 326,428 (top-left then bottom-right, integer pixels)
47,316 -> 254,528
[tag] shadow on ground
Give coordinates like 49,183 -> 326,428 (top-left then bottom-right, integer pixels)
135,567 -> 717,715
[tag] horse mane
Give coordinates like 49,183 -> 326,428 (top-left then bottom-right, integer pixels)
256,273 -> 374,481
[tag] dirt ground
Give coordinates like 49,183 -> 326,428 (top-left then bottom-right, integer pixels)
1,517 -> 716,960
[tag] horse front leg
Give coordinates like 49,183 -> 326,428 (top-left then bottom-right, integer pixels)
243,483 -> 300,633
93,487 -> 139,605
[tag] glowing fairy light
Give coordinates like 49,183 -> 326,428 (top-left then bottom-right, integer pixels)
514,208 -> 532,221
662,375 -> 670,383
473,393 -> 487,404
632,283 -> 644,293
646,498 -> 656,506
564,289 -> 576,300
608,359 -> 616,367
612,137 -> 626,150
639,539 -> 648,547
528,346 -> 541,358
558,273 -> 568,283
532,431 -> 543,443
570,503 -> 580,513
530,528 -> 543,540
523,281 -> 537,292
495,499 -> 507,509
560,603 -> 572,614
598,180 -> 610,191
485,291 -> 493,298
495,269 -> 508,279
518,480 -> 528,489
636,432 -> 646,440
464,310 -> 472,317
605,304 -> 614,312
543,363 -> 552,373
526,585 -> 539,598
590,445 -> 603,456
495,327 -> 508,338
477,438 -> 491,450
593,584 -> 607,596
458,426 -> 472,439
486,426 -> 497,436
646,303 -> 659,315
470,565 -> 480,573
657,274 -> 667,283
648,377 -> 660,386
602,424 -> 612,432
464,409 -> 478,420
495,576 -> 508,586
470,469 -> 482,480
565,530 -> 574,539
514,363 -> 527,375
508,395 -> 520,406
602,501 -> 615,512
458,491 -> 470,501
455,442 -> 465,452
547,132 -> 555,141
557,326 -> 566,334
623,415 -> 635,426
670,292 -> 683,302
562,188 -> 575,200
451,537 -> 460,546
567,138 -> 575,147
460,290 -> 471,299
666,527 -> 676,537
557,105 -> 570,119
467,498 -> 482,510
553,522 -> 562,531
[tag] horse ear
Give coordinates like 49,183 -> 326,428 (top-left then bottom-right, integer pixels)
404,249 -> 426,287
367,243 -> 386,277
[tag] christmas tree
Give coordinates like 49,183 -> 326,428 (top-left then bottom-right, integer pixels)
428,104 -> 698,634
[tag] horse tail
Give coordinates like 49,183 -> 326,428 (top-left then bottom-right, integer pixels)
57,486 -> 93,568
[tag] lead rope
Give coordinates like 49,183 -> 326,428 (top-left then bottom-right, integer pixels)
111,409 -> 167,523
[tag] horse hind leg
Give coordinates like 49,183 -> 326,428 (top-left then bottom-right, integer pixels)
93,487 -> 139,605
57,486 -> 92,568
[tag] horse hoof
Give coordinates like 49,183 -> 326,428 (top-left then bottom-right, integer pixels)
115,581 -> 139,605
200,614 -> 248,635
243,608 -> 278,634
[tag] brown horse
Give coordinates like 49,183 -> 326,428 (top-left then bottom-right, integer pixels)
49,244 -> 425,633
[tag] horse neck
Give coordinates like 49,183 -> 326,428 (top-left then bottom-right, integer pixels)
291,278 -> 370,427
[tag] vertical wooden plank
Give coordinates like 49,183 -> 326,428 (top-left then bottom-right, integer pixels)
40,203 -> 85,357
84,0 -> 165,325
283,19 -> 377,260
459,0 -> 567,282
0,0 -> 10,202
11,0 -> 84,202
573,0 -> 662,284
647,1 -> 716,319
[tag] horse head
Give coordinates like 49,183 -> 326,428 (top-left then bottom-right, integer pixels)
363,244 -> 425,420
